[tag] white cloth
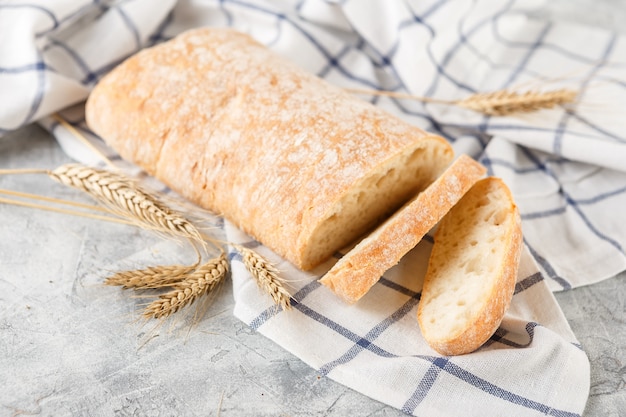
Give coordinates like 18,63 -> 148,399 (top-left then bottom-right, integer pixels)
4,0 -> 626,415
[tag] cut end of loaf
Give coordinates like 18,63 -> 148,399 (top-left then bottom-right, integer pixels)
320,155 -> 486,303
298,137 -> 453,270
417,177 -> 522,356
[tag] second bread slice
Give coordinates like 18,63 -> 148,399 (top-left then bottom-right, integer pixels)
320,155 -> 486,304
417,177 -> 522,355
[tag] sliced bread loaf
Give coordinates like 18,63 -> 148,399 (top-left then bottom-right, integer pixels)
417,177 -> 522,355
85,27 -> 454,271
319,155 -> 486,303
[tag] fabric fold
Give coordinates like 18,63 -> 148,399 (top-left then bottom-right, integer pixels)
5,0 -> 625,415
227,221 -> 589,417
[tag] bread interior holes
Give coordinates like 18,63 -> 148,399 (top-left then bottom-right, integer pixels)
482,205 -> 507,225
420,186 -> 513,339
303,144 -> 439,267
375,167 -> 397,189
474,195 -> 490,209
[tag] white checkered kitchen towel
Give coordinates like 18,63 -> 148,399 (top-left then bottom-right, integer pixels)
3,1 -> 626,416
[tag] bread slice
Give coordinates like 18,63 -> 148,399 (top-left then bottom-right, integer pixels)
85,27 -> 453,270
417,177 -> 522,356
319,155 -> 486,303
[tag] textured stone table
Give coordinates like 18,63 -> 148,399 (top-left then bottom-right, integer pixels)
2,2 -> 626,416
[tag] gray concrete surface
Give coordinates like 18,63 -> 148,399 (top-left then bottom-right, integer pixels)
2,2 -> 626,416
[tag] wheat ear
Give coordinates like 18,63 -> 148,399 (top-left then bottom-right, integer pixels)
105,264 -> 198,289
48,163 -> 203,243
455,88 -> 578,116
143,253 -> 229,319
346,87 -> 578,116
235,245 -> 292,310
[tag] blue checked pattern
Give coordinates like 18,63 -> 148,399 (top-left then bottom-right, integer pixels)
4,0 -> 626,415
228,222 -> 587,417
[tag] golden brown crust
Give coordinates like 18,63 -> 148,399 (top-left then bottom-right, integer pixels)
319,155 -> 486,303
417,177 -> 522,356
86,27 -> 453,270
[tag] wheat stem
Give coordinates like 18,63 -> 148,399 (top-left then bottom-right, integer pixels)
0,187 -> 224,263
344,88 -> 452,104
0,168 -> 49,175
0,188 -> 110,212
0,196 -> 134,225
51,113 -> 117,170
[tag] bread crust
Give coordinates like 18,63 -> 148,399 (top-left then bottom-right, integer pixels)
320,155 -> 486,303
417,177 -> 522,356
85,27 -> 453,270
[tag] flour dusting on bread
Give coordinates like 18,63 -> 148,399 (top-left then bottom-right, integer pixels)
85,27 -> 453,271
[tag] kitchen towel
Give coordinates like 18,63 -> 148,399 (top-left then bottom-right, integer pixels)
3,1 -> 626,415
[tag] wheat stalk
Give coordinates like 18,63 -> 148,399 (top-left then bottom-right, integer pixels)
455,88 -> 578,116
235,245 -> 292,310
1,182 -> 287,316
50,113 -> 117,170
48,163 -> 203,243
105,264 -> 198,289
0,188 -> 111,213
345,87 -> 578,116
143,253 -> 228,319
0,195 -> 134,225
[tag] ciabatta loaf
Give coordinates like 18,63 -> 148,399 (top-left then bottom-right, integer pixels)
417,177 -> 522,356
85,28 -> 453,270
320,155 -> 486,303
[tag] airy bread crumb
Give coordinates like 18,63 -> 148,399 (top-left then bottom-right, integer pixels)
320,155 -> 486,303
417,177 -> 522,355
